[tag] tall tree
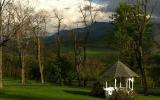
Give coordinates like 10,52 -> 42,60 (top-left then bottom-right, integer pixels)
32,10 -> 48,84
79,0 -> 98,87
0,0 -> 29,88
72,24 -> 83,86
53,9 -> 63,59
53,9 -> 64,84
0,0 -> 12,88
111,0 -> 156,95
13,0 -> 33,85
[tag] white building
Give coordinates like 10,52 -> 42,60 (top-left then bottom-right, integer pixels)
102,61 -> 139,96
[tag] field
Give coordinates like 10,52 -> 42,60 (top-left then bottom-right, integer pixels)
0,79 -> 160,100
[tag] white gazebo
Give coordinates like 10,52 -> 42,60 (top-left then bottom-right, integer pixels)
102,61 -> 139,96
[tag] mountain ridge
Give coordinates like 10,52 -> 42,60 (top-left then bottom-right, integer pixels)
44,22 -> 113,48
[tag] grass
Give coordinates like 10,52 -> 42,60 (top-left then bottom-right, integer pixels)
62,46 -> 118,58
0,85 -> 103,100
0,85 -> 105,100
0,79 -> 102,100
0,79 -> 160,100
136,95 -> 160,100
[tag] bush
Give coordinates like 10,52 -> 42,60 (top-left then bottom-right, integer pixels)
27,58 -> 40,81
90,82 -> 105,97
27,65 -> 40,81
43,56 -> 74,84
109,90 -> 136,100
43,57 -> 60,83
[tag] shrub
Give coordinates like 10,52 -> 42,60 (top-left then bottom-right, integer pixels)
90,82 -> 105,97
109,90 -> 136,100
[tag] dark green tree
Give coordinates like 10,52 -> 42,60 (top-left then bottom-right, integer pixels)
110,1 -> 154,95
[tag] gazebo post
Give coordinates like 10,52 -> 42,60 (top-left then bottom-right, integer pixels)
129,78 -> 130,89
131,77 -> 134,90
114,78 -> 117,88
106,81 -> 108,88
119,78 -> 122,88
126,78 -> 128,89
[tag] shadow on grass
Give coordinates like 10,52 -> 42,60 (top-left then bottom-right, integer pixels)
136,88 -> 160,96
64,90 -> 104,100
0,92 -> 54,100
64,90 -> 89,96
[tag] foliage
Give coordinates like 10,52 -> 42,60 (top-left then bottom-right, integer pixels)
109,90 -> 136,100
80,59 -> 105,81
43,55 -> 59,83
108,2 -> 153,56
145,54 -> 160,87
27,58 -> 40,81
107,2 -> 156,94
90,81 -> 105,98
3,52 -> 21,78
52,56 -> 76,85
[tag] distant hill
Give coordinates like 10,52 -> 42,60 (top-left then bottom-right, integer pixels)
44,22 -> 113,48
152,23 -> 160,43
44,21 -> 160,49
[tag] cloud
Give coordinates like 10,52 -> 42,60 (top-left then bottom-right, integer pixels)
34,0 -> 112,33
34,0 -> 160,33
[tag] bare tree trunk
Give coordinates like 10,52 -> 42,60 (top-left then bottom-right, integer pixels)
82,28 -> 90,87
134,0 -> 150,95
21,51 -> 25,85
57,21 -> 61,58
83,45 -> 87,67
0,6 -> 3,88
75,53 -> 82,86
37,37 -> 44,84
138,51 -> 148,95
33,10 -> 48,85
57,21 -> 62,85
17,33 -> 26,85
137,32 -> 148,95
77,54 -> 82,86
0,47 -> 3,88
73,29 -> 82,86
54,10 -> 63,85
79,1 -> 97,85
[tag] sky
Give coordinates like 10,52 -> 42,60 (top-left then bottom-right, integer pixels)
32,0 -> 112,33
32,0 -> 160,33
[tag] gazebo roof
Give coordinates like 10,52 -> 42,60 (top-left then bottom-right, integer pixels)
102,61 -> 139,78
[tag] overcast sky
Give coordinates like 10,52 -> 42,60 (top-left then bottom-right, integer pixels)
32,0 -> 112,33
32,0 -> 160,34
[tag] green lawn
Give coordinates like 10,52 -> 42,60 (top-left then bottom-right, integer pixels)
0,85 -> 102,100
136,95 -> 160,100
0,79 -> 159,100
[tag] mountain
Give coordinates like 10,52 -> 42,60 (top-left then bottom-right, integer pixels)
44,21 -> 160,52
152,23 -> 160,42
44,22 -> 113,48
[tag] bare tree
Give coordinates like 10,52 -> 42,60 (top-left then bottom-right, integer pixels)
78,0 -> 98,87
53,9 -> 64,84
0,0 -> 30,88
70,23 -> 83,86
13,0 -> 34,85
0,0 -> 13,88
32,10 -> 48,84
53,9 -> 64,59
